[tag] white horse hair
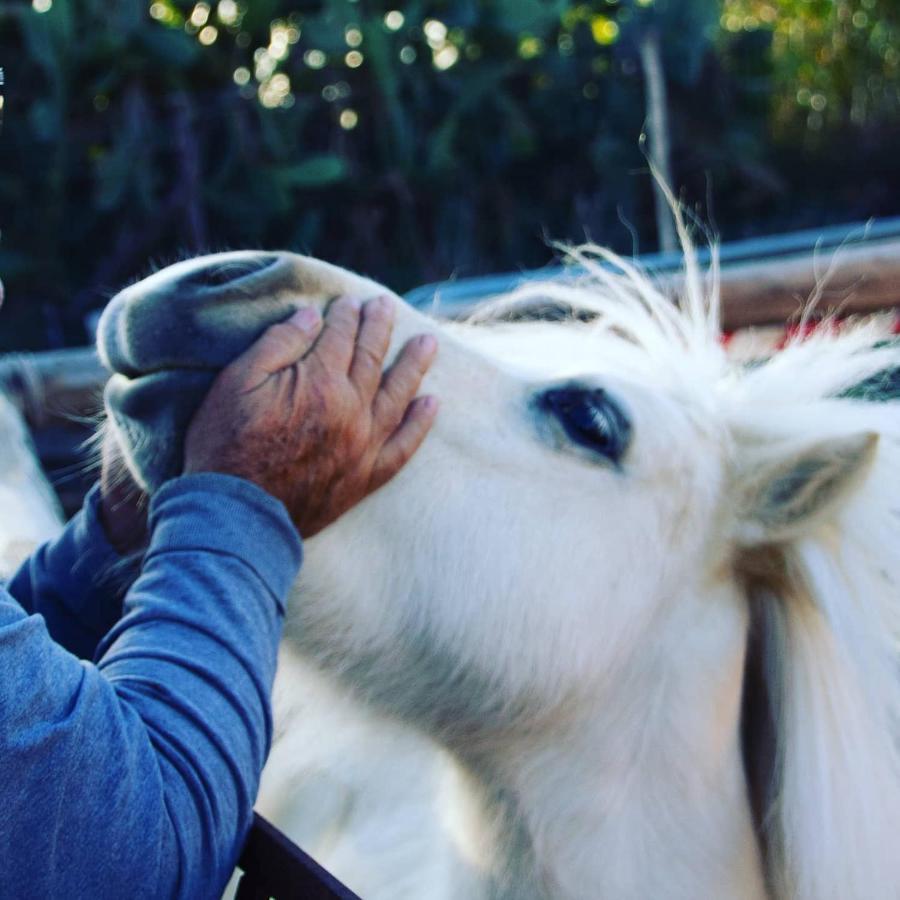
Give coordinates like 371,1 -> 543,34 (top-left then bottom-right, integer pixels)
90,230 -> 900,899
0,391 -> 63,578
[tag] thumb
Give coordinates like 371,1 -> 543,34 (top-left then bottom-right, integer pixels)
238,307 -> 323,377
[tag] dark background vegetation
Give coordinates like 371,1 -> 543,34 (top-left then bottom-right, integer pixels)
1,0 -> 898,351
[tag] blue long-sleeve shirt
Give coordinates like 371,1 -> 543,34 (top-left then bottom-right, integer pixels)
1,473 -> 301,899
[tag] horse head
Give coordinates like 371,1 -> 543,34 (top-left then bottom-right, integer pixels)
98,247 -> 900,899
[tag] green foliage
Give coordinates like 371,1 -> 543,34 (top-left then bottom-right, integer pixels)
0,0 -> 898,351
271,155 -> 348,187
721,0 -> 900,138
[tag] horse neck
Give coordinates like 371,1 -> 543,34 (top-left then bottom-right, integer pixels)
448,582 -> 769,900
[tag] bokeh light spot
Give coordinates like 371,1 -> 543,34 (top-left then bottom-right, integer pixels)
518,36 -> 544,60
433,44 -> 459,70
590,16 -> 619,45
190,3 -> 210,27
424,19 -> 448,48
217,0 -> 238,25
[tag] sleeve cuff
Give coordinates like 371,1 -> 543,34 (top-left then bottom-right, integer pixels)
146,473 -> 302,606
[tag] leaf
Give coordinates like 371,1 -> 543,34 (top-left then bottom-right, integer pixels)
133,26 -> 200,69
494,0 -> 568,35
237,0 -> 283,35
363,20 -> 413,170
427,62 -> 514,172
271,155 -> 348,189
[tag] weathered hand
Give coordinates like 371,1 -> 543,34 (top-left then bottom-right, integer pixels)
183,296 -> 439,537
99,430 -> 149,554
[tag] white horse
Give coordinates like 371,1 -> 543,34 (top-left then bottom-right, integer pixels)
0,390 -> 63,579
95,241 -> 900,899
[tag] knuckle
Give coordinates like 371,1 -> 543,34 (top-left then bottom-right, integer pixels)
318,371 -> 343,398
268,322 -> 300,345
327,300 -> 360,326
356,344 -> 383,372
396,349 -> 427,379
387,370 -> 416,402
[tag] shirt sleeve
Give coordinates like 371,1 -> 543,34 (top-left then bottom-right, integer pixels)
0,472 -> 301,900
6,482 -> 138,660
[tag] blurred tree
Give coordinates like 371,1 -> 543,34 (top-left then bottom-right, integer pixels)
721,0 -> 900,138
612,0 -> 720,250
0,0 -> 898,351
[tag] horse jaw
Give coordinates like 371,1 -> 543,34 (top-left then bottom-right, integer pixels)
517,584 -> 764,900
283,554 -> 766,899
287,363 -> 766,896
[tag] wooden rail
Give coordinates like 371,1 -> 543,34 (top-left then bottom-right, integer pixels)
0,347 -> 105,427
714,238 -> 900,330
408,236 -> 900,330
0,349 -> 106,515
1,236 -> 898,429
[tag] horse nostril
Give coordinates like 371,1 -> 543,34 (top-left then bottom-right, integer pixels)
179,254 -> 280,290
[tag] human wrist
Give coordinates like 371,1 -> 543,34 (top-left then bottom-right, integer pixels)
147,472 -> 302,604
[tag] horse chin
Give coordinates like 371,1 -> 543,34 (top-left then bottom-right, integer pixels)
104,369 -> 215,491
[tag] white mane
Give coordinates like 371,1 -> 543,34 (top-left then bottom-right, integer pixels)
0,391 -> 63,578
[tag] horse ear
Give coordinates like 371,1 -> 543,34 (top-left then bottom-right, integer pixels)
734,431 -> 878,546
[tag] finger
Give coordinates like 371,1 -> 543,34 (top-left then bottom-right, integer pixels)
309,296 -> 363,373
369,396 -> 439,491
349,296 -> 395,398
373,334 -> 438,435
236,307 -> 323,381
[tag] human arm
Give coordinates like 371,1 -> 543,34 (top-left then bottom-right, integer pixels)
1,474 -> 298,900
6,482 -> 138,660
2,293 -> 438,896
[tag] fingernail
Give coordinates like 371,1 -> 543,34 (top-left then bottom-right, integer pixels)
422,396 -> 439,413
289,307 -> 321,331
418,334 -> 438,354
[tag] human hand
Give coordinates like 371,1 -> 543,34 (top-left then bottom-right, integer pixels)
183,296 -> 439,537
99,430 -> 149,555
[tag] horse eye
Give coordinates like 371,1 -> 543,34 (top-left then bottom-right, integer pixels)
537,386 -> 632,466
